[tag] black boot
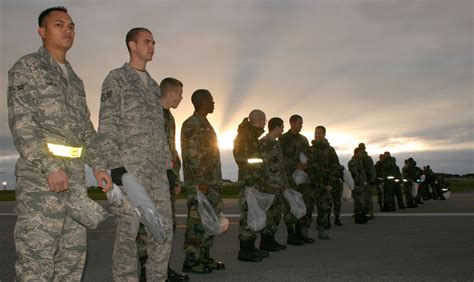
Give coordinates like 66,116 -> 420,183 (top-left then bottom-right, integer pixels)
334,216 -> 343,226
182,254 -> 212,274
301,226 -> 315,243
260,234 -> 281,252
287,226 -> 304,246
238,240 -> 263,262
325,214 -> 331,229
270,233 -> 287,250
168,266 -> 189,281
354,214 -> 368,224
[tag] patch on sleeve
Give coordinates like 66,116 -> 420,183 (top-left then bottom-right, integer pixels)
101,90 -> 113,102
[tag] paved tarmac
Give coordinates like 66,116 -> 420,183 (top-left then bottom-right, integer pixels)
1,191 -> 473,281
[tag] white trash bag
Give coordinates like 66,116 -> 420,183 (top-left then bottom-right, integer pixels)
292,169 -> 308,185
245,187 -> 275,232
196,189 -> 229,236
342,181 -> 352,202
411,182 -> 419,198
299,152 -> 308,164
283,188 -> 306,219
443,190 -> 451,200
106,184 -> 124,207
121,173 -> 169,244
343,167 -> 355,190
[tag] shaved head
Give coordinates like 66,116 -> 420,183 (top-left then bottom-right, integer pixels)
249,109 -> 266,129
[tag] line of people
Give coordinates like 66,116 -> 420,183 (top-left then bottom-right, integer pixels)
7,6 -> 448,281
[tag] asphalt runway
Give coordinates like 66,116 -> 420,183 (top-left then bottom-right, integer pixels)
1,191 -> 473,281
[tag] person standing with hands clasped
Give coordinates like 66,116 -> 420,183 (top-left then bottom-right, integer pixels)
7,6 -> 111,280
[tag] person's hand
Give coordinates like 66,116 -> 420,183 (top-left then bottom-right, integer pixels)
325,185 -> 333,192
47,169 -> 69,192
175,185 -> 181,195
95,169 -> 112,192
197,183 -> 208,193
297,163 -> 307,170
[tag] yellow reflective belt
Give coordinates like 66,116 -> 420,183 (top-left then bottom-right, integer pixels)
247,158 -> 263,164
47,143 -> 83,158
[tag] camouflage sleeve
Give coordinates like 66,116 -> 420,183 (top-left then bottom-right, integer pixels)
233,137 -> 250,168
172,149 -> 181,179
98,72 -> 124,169
7,61 -> 64,175
329,147 -> 342,184
181,120 -> 205,185
348,160 -> 359,184
278,137 -> 296,177
82,105 -> 107,171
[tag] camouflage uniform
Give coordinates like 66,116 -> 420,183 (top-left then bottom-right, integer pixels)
402,162 -> 418,207
374,160 -> 384,207
136,108 -> 181,280
233,118 -> 265,241
278,131 -> 314,239
360,150 -> 376,215
8,47 -> 107,280
181,112 -> 224,269
259,135 -> 291,235
348,157 -> 368,219
307,139 -> 339,236
164,108 -> 181,231
380,157 -> 401,211
99,63 -> 173,281
328,163 -> 343,226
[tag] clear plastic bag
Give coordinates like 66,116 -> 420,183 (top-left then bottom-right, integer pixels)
245,187 -> 275,232
196,189 -> 229,236
283,188 -> 306,219
292,169 -> 308,185
342,181 -> 353,202
299,152 -> 308,164
411,182 -> 419,198
106,184 -> 124,207
343,167 -> 355,190
121,173 -> 169,244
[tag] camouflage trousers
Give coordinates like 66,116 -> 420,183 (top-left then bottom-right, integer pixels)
184,185 -> 223,265
294,183 -> 315,228
238,187 -> 257,241
314,185 -> 333,228
365,184 -> 375,213
382,181 -> 396,209
394,183 -> 405,208
352,185 -> 367,216
261,189 -> 291,236
14,160 -> 88,281
403,182 -> 416,205
329,181 -> 342,217
111,172 -> 172,282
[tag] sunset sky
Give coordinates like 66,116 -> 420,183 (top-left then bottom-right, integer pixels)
1,0 -> 473,187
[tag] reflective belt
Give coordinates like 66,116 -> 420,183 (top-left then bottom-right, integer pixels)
247,158 -> 263,164
47,143 -> 83,158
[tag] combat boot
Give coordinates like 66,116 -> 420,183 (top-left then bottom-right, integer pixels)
260,234 -> 280,252
317,226 -> 330,240
334,216 -> 343,226
301,226 -> 315,243
354,215 -> 368,224
325,215 -> 331,229
270,233 -> 287,249
182,254 -> 212,274
287,226 -> 304,246
168,267 -> 189,281
238,240 -> 263,262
